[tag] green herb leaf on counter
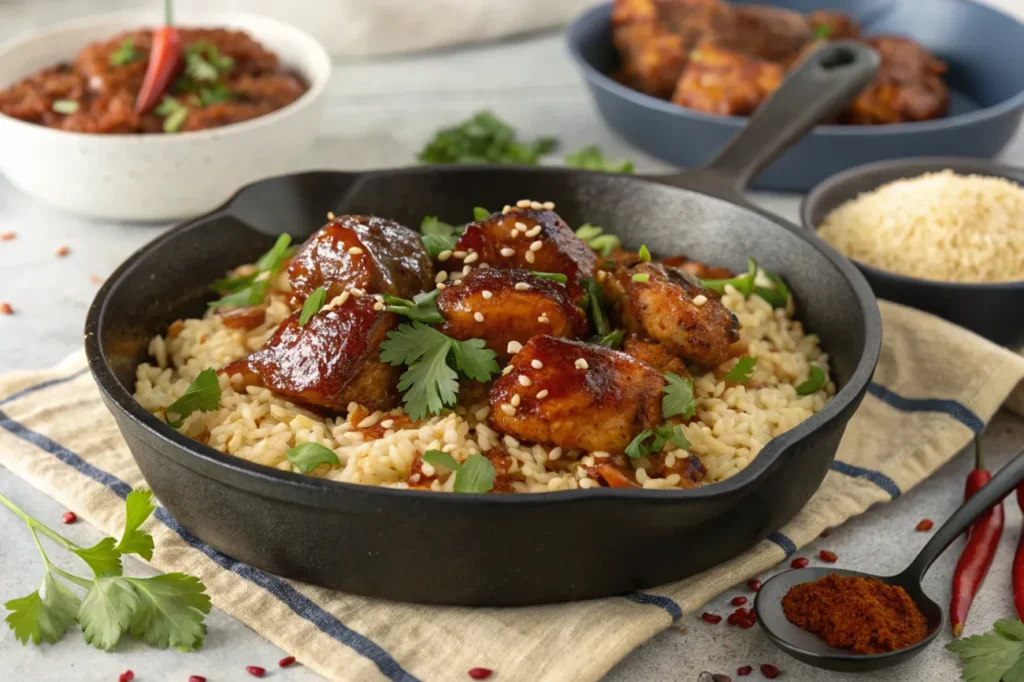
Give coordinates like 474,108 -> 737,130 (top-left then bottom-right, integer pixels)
155,96 -> 189,133
472,206 -> 491,221
625,424 -> 690,460
581,277 -> 612,337
113,490 -> 156,561
299,286 -> 327,326
422,450 -> 496,493
597,329 -> 625,349
418,111 -> 556,165
4,573 -> 81,645
285,442 -> 340,473
166,369 -> 221,427
662,372 -> 698,420
575,223 -> 621,257
125,573 -> 211,650
796,366 -> 826,396
73,538 -> 123,578
813,25 -> 832,39
638,244 -> 651,263
382,289 -> 444,324
109,37 -> 142,66
947,619 -> 1024,682
52,99 -> 79,115
531,271 -> 568,284
564,144 -> 635,173
724,357 -> 757,384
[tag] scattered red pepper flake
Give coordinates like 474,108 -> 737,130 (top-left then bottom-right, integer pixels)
731,596 -> 748,606
0,303 -> 12,315
747,579 -> 761,592
701,612 -> 723,624
62,511 -> 77,524
738,618 -> 755,629
820,550 -> 838,563
189,677 -> 207,682
245,666 -> 266,678
791,557 -> 809,569
90,274 -> 105,284
468,668 -> 493,680
916,519 -> 934,531
760,664 -> 780,679
737,666 -> 753,676
279,655 -> 296,668
0,231 -> 15,241
118,672 -> 134,682
56,245 -> 70,257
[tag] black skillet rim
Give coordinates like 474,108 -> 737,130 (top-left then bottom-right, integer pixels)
800,156 -> 1024,291
84,165 -> 883,509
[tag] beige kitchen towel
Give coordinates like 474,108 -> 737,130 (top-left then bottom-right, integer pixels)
1,301 -> 1023,682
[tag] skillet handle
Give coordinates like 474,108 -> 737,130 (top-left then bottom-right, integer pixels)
677,41 -> 880,192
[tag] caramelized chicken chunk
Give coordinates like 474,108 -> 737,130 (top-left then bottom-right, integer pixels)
672,42 -> 783,116
842,36 -> 948,125
604,262 -> 739,368
808,10 -> 860,41
437,269 -> 587,359
716,5 -> 812,63
489,336 -> 664,452
656,450 -> 705,485
222,297 -> 400,412
453,209 -> 597,298
288,214 -> 433,307
623,336 -> 689,376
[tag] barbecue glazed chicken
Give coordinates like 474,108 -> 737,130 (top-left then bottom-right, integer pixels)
612,0 -> 948,125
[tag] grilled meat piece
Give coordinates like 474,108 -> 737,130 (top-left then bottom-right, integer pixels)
622,336 -> 689,376
671,42 -> 784,116
288,214 -> 433,307
489,336 -> 664,452
437,269 -> 587,359
842,36 -> 948,124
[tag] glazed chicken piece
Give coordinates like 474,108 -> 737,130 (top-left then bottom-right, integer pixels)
221,296 -> 401,413
587,451 -> 705,488
287,214 -> 433,307
712,5 -> 812,64
604,262 -> 739,368
807,10 -> 860,41
842,36 -> 948,125
436,269 -> 587,359
453,209 -> 597,299
622,336 -> 689,376
671,42 -> 783,116
489,336 -> 664,453
660,255 -> 734,281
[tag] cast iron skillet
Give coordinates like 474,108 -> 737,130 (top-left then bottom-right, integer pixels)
85,42 -> 882,606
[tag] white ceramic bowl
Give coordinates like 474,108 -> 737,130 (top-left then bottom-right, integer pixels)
0,11 -> 331,221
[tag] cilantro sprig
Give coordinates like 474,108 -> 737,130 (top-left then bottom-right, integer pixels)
422,450 -> 496,493
662,372 -> 698,419
166,369 -> 221,428
1,489 -> 211,651
285,442 -> 340,473
564,145 -> 635,173
724,357 -> 757,384
380,323 -> 500,420
948,619 -> 1024,682
420,216 -> 461,257
699,257 -> 790,309
575,223 -> 621,257
418,111 -> 556,165
625,424 -> 690,460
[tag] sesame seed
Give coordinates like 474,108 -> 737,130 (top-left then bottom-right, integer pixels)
529,240 -> 543,252
531,359 -> 543,369
515,282 -> 531,291
518,375 -> 532,387
350,287 -> 365,297
474,312 -> 485,322
525,225 -> 542,237
524,251 -> 536,264
542,201 -> 555,210
507,341 -> 523,354
462,265 -> 472,276
516,199 -> 532,208
596,270 -> 608,282
435,270 -> 448,283
514,222 -> 527,231
338,291 -> 351,305
502,365 -> 514,375
436,282 -> 447,290
511,394 -> 521,407
536,389 -> 549,399
348,246 -> 363,256
453,250 -> 468,259
409,473 -> 421,483
575,358 -> 589,370
501,404 -> 517,416
327,211 -> 336,220
464,252 -> 479,264
380,419 -> 394,429
438,250 -> 453,261
479,263 -> 490,269
500,247 -> 516,257
453,279 -> 463,285
421,462 -> 436,477
482,290 -> 493,299
502,205 -> 512,214
692,294 -> 708,306
530,201 -> 543,210
538,315 -> 550,324
373,301 -> 384,311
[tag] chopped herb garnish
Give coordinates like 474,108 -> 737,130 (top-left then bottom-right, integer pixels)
166,369 -> 221,427
198,82 -> 232,107
382,289 -> 444,324
420,216 -> 460,258
210,234 -> 292,308
421,450 -> 496,493
625,424 -> 690,460
155,96 -> 189,133
564,144 -> 635,173
531,271 -> 568,284
299,286 -> 326,326
380,323 -> 500,420
472,206 -> 491,221
597,329 -> 625,349
813,24 -> 832,39
700,257 -> 757,296
724,357 -> 757,384
581,277 -> 612,337
418,111 -> 556,165
796,366 -> 826,396
209,279 -> 269,310
632,273 -> 650,283
184,41 -> 233,83
662,372 -> 698,420
947,619 -> 1024,682
51,99 -> 79,115
109,37 -> 142,66
638,244 -> 651,263
285,443 -> 340,473
575,223 -> 621,257
754,269 -> 790,309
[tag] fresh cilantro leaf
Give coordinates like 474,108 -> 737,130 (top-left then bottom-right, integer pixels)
625,424 -> 689,460
575,223 -> 621,257
421,216 -> 457,237
4,573 -> 80,645
398,340 -> 460,420
796,366 -> 826,396
662,372 -> 698,419
422,449 -> 461,471
299,286 -> 326,326
597,329 -> 624,349
996,620 -> 1024,641
420,216 -> 460,257
531,271 -> 568,284
155,96 -> 189,133
52,99 -> 79,114
454,453 -> 496,493
564,145 -> 635,173
581,277 -> 611,337
126,574 -> 211,651
285,443 -> 340,473
114,489 -> 155,561
632,273 -> 649,283
382,289 -> 444,324
73,537 -> 123,578
701,258 -> 758,296
663,424 -> 690,451
109,37 -> 141,66
813,24 -> 832,39
422,234 -> 459,258
166,369 -> 221,427
450,337 -> 500,382
79,577 -> 140,651
947,622 -> 1024,682
418,111 -> 556,165
724,357 -> 757,384
626,429 -> 657,460
184,42 -> 232,83
473,207 -> 491,221
380,321 -> 446,366
638,244 -> 651,263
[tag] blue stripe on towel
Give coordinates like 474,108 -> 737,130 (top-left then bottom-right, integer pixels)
623,591 -> 683,621
0,367 -> 89,407
868,383 -> 984,433
0,409 -> 420,682
829,461 -> 901,499
766,532 -> 796,556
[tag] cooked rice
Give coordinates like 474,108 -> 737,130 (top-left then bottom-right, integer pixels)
817,170 -> 1024,283
133,265 -> 833,492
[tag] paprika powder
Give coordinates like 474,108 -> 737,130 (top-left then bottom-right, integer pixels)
781,573 -> 928,654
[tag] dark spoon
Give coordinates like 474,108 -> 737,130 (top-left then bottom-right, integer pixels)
755,447 -> 1024,673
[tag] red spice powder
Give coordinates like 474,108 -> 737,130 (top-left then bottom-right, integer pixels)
782,573 -> 928,654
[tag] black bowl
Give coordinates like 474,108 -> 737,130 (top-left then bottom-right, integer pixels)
801,157 -> 1024,347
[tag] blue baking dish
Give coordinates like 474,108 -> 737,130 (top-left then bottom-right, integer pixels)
567,0 -> 1024,191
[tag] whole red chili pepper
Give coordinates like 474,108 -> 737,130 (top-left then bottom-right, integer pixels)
135,0 -> 182,114
950,438 -> 1004,636
1012,483 -> 1024,621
